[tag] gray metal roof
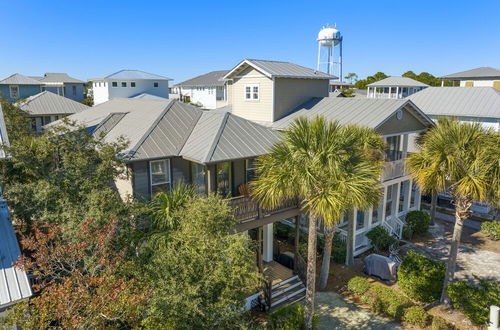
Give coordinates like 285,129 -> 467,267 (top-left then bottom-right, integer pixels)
0,202 -> 32,308
273,97 -> 431,131
224,59 -> 336,80
37,73 -> 85,84
441,67 -> 500,80
17,91 -> 89,115
407,87 -> 500,119
132,93 -> 167,100
101,70 -> 172,81
0,73 -> 41,85
0,103 -> 9,158
176,70 -> 229,87
367,76 -> 429,88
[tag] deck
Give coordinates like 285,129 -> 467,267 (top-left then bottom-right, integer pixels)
263,261 -> 294,285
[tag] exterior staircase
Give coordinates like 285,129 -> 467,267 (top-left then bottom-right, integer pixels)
268,275 -> 306,309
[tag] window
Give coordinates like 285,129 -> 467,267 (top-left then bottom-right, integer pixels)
356,210 -> 365,230
154,82 -> 159,88
410,182 -> 417,208
245,159 -> 257,183
150,159 -> 171,195
191,163 -> 206,195
385,183 -> 397,218
244,84 -> 259,101
371,189 -> 384,224
30,118 -> 37,131
41,86 -> 46,91
131,82 -> 136,87
385,135 -> 402,161
399,180 -> 410,212
42,116 -> 52,126
216,162 -> 231,197
112,82 -> 118,87
9,85 -> 19,99
121,82 -> 127,87
72,85 -> 76,96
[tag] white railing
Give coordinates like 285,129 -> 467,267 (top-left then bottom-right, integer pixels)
381,160 -> 405,181
336,227 -> 348,243
383,215 -> 405,239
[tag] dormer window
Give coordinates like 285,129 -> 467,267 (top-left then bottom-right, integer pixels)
245,84 -> 259,101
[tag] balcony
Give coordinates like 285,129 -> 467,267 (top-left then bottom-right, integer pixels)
381,160 -> 406,181
227,195 -> 301,232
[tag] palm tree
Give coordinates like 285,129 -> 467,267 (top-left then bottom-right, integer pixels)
251,117 -> 384,328
407,118 -> 499,304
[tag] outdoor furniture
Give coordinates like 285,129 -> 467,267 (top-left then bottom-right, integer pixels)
363,253 -> 397,281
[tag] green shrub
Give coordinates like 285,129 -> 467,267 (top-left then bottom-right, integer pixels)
447,277 -> 500,325
366,226 -> 398,252
398,251 -> 445,302
480,220 -> 500,240
274,222 -> 294,241
347,276 -> 371,295
403,210 -> 431,239
431,315 -> 455,330
363,285 -> 412,321
403,306 -> 429,328
268,304 -> 318,329
331,232 -> 347,264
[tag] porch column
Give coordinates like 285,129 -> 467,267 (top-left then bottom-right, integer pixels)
415,186 -> 422,210
402,134 -> 409,159
403,180 -> 412,212
206,164 -> 216,193
392,183 -> 401,217
381,185 -> 388,221
262,223 -> 273,262
256,226 -> 263,273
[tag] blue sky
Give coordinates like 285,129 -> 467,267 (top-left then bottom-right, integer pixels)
1,0 -> 499,83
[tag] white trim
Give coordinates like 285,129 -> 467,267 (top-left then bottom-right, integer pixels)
149,159 -> 171,195
244,83 -> 259,101
9,85 -> 19,99
233,74 -> 267,79
382,129 -> 425,138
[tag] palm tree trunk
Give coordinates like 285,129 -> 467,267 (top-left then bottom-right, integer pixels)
430,192 -> 437,226
319,226 -> 334,290
304,212 -> 317,329
345,210 -> 355,266
440,197 -> 471,304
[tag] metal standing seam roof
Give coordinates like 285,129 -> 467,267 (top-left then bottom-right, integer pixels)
272,97 -> 428,130
99,70 -> 172,81
175,70 -> 229,87
224,59 -> 337,80
367,76 -> 429,88
441,67 -> 500,80
132,93 -> 167,100
407,87 -> 500,119
0,202 -> 32,308
0,73 -> 42,85
37,73 -> 85,84
17,91 -> 89,115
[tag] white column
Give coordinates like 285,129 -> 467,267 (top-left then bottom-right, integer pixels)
415,187 -> 422,210
393,183 -> 401,216
396,87 -> 400,99
262,223 -> 273,262
381,185 -> 388,222
402,134 -> 409,159
403,180 -> 412,212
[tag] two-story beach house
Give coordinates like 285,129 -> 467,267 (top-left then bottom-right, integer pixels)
174,70 -> 229,109
441,67 -> 500,89
35,73 -> 86,102
0,74 -> 42,102
56,59 -> 434,310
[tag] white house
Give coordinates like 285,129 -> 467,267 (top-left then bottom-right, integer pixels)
367,77 -> 429,99
174,70 -> 229,109
441,67 -> 500,89
92,70 -> 171,105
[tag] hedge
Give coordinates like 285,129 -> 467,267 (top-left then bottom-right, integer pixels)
366,226 -> 398,252
347,276 -> 371,295
431,315 -> 455,330
361,285 -> 412,321
268,304 -> 318,329
480,220 -> 500,240
403,306 -> 430,328
398,251 -> 445,302
403,210 -> 431,239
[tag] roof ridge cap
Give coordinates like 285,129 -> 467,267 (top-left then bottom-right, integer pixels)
204,112 -> 230,163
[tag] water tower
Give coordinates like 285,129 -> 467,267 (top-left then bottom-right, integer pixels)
316,25 -> 343,81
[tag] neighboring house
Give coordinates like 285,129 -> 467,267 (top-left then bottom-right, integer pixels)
17,91 -> 89,133
441,66 -> 500,89
330,80 -> 353,92
36,73 -> 86,102
0,74 -> 42,102
174,70 -> 229,110
367,77 -> 429,99
92,70 -> 171,105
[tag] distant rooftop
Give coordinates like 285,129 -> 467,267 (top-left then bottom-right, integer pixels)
38,72 -> 85,84
97,70 -> 172,81
441,67 -> 500,80
0,73 -> 41,85
367,76 -> 429,88
132,93 -> 167,100
224,59 -> 337,80
176,70 -> 229,87
17,91 -> 89,115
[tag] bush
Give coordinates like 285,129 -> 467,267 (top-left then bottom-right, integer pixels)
398,251 -> 445,302
362,285 -> 412,321
480,220 -> 500,240
331,232 -> 347,264
447,277 -> 500,325
403,210 -> 431,239
403,306 -> 429,328
347,276 -> 371,295
431,315 -> 455,330
366,226 -> 398,252
268,304 -> 318,329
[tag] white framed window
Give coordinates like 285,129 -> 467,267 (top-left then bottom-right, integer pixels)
131,82 -> 136,87
154,82 -> 159,88
244,84 -> 259,101
245,158 -> 257,183
150,159 -> 171,195
121,82 -> 127,87
9,85 -> 19,99
112,82 -> 118,87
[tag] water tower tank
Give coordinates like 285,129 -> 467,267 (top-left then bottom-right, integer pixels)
317,27 -> 341,46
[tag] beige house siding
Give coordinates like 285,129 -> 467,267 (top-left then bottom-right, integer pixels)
273,78 -> 329,121
229,66 -> 273,123
377,106 -> 428,136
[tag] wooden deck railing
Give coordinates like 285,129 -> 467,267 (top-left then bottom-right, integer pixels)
294,252 -> 307,285
226,195 -> 300,224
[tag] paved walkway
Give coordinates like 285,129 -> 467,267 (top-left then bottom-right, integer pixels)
315,292 -> 405,330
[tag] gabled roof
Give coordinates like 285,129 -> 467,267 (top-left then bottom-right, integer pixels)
100,70 -> 172,81
273,97 -> 433,132
54,99 -> 279,164
224,59 -> 336,80
441,67 -> 500,80
0,73 -> 41,85
176,70 -> 229,87
17,91 -> 89,115
367,76 -> 429,88
132,93 -> 167,100
408,87 -> 500,119
0,202 -> 33,308
0,103 -> 9,158
38,73 -> 85,84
